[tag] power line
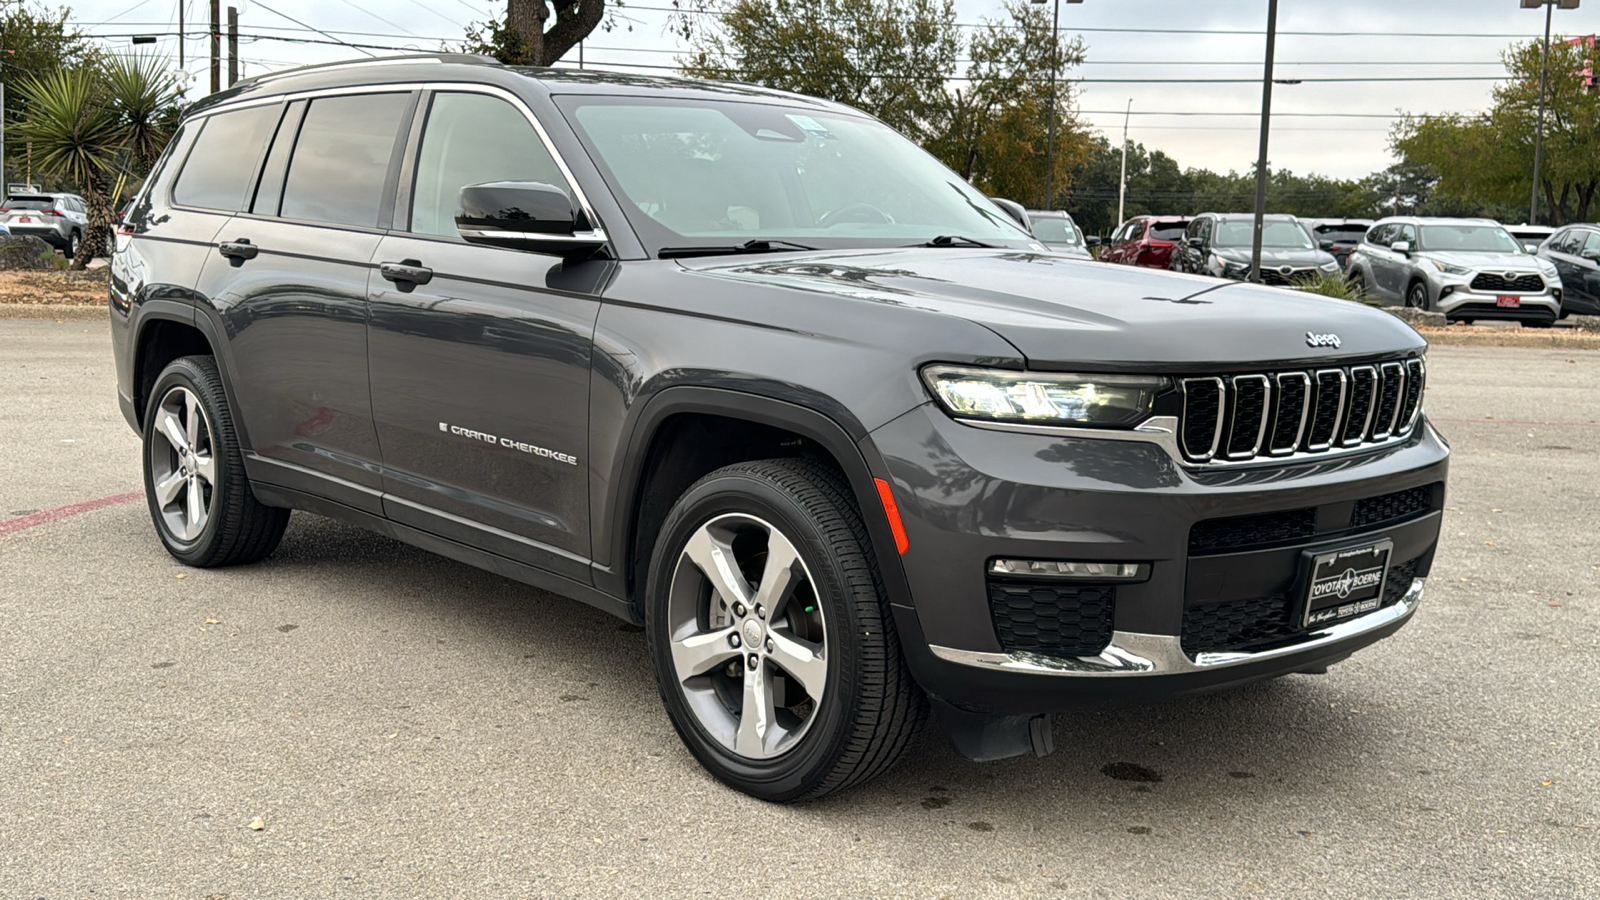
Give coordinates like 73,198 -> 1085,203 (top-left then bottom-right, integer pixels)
247,2 -> 379,56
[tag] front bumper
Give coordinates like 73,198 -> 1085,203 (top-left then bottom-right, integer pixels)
1432,276 -> 1560,322
870,402 -> 1449,713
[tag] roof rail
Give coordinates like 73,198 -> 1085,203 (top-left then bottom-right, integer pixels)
228,53 -> 500,91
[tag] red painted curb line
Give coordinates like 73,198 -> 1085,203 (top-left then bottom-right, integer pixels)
0,490 -> 145,537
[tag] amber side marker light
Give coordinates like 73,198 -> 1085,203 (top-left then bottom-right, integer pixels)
873,477 -> 909,555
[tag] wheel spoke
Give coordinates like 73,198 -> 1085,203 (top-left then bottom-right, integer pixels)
184,391 -> 202,450
682,526 -> 751,608
185,478 -> 204,533
767,628 -> 827,699
734,658 -> 771,757
191,451 -> 216,487
751,530 -> 802,621
158,408 -> 188,454
153,469 -> 185,507
669,626 -> 741,681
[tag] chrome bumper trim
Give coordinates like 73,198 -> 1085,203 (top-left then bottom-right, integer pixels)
928,578 -> 1424,677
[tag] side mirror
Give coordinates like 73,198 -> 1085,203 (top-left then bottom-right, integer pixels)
1085,235 -> 1102,247
1186,235 -> 1203,247
456,181 -> 606,261
1389,240 -> 1412,255
989,197 -> 1031,232
1582,248 -> 1600,262
1319,239 -> 1335,250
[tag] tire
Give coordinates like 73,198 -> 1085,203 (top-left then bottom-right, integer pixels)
142,355 -> 288,567
1405,280 -> 1429,310
65,230 -> 80,260
645,458 -> 925,801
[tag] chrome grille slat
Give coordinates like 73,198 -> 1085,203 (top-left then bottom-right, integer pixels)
1176,359 -> 1423,466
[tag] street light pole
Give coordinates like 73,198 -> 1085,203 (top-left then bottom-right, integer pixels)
1248,0 -> 1279,284
1524,0 -> 1580,226
1117,99 -> 1131,226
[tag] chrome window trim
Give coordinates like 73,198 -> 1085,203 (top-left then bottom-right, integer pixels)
1180,377 -> 1225,462
1224,374 -> 1272,460
1307,368 -> 1347,452
1340,365 -> 1379,447
928,579 -> 1424,677
1270,372 -> 1313,456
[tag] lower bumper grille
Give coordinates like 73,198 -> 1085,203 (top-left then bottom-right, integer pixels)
1180,556 -> 1422,656
988,580 -> 1115,657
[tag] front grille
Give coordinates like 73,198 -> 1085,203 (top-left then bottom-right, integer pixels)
1189,507 -> 1316,554
988,580 -> 1115,657
1351,484 -> 1435,529
1181,555 -> 1424,656
1469,272 -> 1545,293
1260,267 -> 1316,286
1179,358 -> 1424,464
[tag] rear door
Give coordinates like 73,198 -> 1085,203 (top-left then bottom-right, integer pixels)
365,88 -> 604,579
1576,230 -> 1600,314
193,91 -> 416,513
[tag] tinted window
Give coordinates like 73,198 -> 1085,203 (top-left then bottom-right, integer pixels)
5,196 -> 53,209
1317,225 -> 1367,242
410,92 -> 568,238
251,100 -> 306,216
173,105 -> 280,210
1027,216 -> 1078,244
280,93 -> 410,228
1150,223 -> 1187,241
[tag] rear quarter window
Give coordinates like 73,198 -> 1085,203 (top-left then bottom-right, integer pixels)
279,92 -> 411,228
172,104 -> 281,211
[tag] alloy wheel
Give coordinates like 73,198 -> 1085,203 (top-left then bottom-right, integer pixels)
665,512 -> 827,760
1407,283 -> 1428,309
146,385 -> 216,542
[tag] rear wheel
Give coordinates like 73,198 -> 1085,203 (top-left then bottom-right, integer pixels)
142,356 -> 288,566
645,458 -> 925,801
65,231 -> 80,260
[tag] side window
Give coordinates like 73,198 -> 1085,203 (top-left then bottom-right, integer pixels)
1554,229 -> 1577,253
172,104 -> 281,211
1185,218 -> 1201,240
1198,218 -> 1213,244
280,92 -> 411,228
1396,224 -> 1417,247
251,100 -> 307,216
409,92 -> 570,238
1584,230 -> 1600,256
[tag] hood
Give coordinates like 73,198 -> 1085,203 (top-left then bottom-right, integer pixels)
680,248 -> 1424,370
1425,250 -> 1552,271
1214,246 -> 1336,267
1041,241 -> 1093,260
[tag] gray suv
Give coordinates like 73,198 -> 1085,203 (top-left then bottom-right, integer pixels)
1347,217 -> 1562,325
2,192 -> 89,258
109,55 -> 1449,800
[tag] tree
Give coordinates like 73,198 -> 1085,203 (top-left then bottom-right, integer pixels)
1393,37 -> 1600,225
0,2 -> 94,184
463,0 -> 606,67
14,54 -> 181,266
678,0 -> 961,146
924,0 -> 1088,208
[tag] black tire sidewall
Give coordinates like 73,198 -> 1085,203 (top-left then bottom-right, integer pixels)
1408,282 -> 1428,309
645,467 -> 869,801
141,357 -> 237,564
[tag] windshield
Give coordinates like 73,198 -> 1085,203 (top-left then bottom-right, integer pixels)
558,97 -> 1033,254
1028,216 -> 1079,245
1419,224 -> 1524,254
1214,220 -> 1314,250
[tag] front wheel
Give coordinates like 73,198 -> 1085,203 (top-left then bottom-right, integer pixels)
645,459 -> 925,801
142,356 -> 289,566
1406,281 -> 1429,310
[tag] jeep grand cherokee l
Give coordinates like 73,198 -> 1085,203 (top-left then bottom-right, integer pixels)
110,56 -> 1449,801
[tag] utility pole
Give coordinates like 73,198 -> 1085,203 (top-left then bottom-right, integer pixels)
1117,99 -> 1131,226
1248,0 -> 1279,284
209,0 -> 220,94
1029,0 -> 1083,209
178,0 -> 184,68
227,6 -> 239,87
1523,0 -> 1580,225
1,83 -> 6,195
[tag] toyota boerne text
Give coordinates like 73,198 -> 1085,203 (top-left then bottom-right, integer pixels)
109,55 -> 1449,801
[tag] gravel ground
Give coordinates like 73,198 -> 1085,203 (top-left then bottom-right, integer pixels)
1,322 -> 1596,899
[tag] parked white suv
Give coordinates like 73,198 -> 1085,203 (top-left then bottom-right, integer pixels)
1347,217 -> 1562,326
1,192 -> 89,258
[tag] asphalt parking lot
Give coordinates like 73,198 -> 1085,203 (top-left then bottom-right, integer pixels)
1,319 -> 1596,898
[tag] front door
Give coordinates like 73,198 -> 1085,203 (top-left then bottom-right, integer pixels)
366,89 -> 604,580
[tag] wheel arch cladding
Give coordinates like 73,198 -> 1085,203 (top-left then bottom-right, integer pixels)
133,317 -> 214,430
611,387 -> 913,615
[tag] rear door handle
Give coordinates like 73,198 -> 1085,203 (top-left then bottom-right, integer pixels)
218,239 -> 258,262
379,259 -> 433,292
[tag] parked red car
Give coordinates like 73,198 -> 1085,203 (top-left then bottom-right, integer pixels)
1099,215 -> 1191,269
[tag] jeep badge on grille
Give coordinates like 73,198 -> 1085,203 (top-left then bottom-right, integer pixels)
1305,331 -> 1341,349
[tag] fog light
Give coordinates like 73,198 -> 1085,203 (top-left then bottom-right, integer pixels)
989,559 -> 1149,581
1438,285 -> 1455,300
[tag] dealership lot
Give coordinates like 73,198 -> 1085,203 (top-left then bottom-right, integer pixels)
1,319 -> 1596,898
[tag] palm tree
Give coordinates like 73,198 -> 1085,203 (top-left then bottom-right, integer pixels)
14,55 -> 181,269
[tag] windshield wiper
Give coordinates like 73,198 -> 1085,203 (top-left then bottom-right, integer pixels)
910,235 -> 996,249
657,239 -> 817,259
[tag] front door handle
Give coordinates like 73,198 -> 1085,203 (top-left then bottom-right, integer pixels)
218,238 -> 258,263
379,259 -> 433,292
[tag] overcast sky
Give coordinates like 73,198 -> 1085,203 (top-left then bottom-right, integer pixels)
72,0 -> 1600,180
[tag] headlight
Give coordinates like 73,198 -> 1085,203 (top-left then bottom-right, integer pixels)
1430,260 -> 1471,276
922,365 -> 1165,428
1319,261 -> 1339,273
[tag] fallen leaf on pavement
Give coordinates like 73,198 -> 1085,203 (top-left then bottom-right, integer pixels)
248,817 -> 265,830
205,618 -> 220,624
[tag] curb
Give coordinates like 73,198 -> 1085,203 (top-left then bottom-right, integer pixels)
0,304 -> 106,321
1416,328 -> 1600,351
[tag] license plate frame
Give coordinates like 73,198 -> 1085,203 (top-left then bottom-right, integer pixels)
1300,539 -> 1393,629
1496,295 -> 1521,307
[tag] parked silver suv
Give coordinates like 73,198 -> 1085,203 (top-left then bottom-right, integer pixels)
1,192 -> 89,258
1347,217 -> 1561,326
